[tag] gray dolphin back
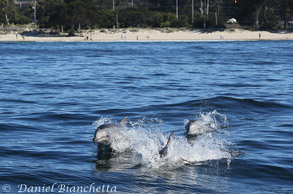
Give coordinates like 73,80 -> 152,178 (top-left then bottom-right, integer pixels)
159,131 -> 174,158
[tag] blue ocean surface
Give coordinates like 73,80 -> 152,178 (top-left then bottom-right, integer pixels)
0,41 -> 292,193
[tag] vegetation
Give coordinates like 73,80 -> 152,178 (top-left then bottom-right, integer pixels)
1,0 -> 292,32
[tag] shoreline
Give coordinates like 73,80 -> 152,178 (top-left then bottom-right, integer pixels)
0,28 -> 292,42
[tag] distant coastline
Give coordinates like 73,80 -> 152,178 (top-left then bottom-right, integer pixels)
0,28 -> 292,42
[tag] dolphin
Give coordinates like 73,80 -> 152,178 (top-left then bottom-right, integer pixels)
93,117 -> 174,159
159,131 -> 174,158
185,119 -> 214,137
93,117 -> 128,146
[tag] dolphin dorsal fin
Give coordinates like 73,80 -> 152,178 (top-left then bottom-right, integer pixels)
120,117 -> 128,126
166,131 -> 174,147
159,131 -> 174,158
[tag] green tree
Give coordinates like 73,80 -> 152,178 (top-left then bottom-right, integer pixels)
0,0 -> 17,25
37,0 -> 65,27
47,2 -> 68,30
95,0 -> 129,10
118,8 -> 157,27
254,0 -> 272,29
234,0 -> 273,29
65,1 -> 87,35
279,0 -> 293,28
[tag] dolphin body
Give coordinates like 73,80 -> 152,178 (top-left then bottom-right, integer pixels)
185,119 -> 214,137
93,117 -> 174,158
93,117 -> 128,146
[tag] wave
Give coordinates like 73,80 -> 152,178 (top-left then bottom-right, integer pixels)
135,96 -> 293,117
161,96 -> 292,109
211,96 -> 291,108
92,96 -> 292,121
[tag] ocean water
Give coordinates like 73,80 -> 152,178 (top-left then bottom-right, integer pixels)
0,41 -> 292,194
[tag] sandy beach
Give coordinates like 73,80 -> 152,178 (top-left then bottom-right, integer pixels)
0,28 -> 292,42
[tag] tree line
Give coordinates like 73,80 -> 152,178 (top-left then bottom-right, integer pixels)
1,0 -> 292,32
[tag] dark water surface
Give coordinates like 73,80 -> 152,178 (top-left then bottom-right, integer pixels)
0,41 -> 292,193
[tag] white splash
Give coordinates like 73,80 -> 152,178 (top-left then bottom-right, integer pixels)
92,117 -> 114,126
93,113 -> 231,170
